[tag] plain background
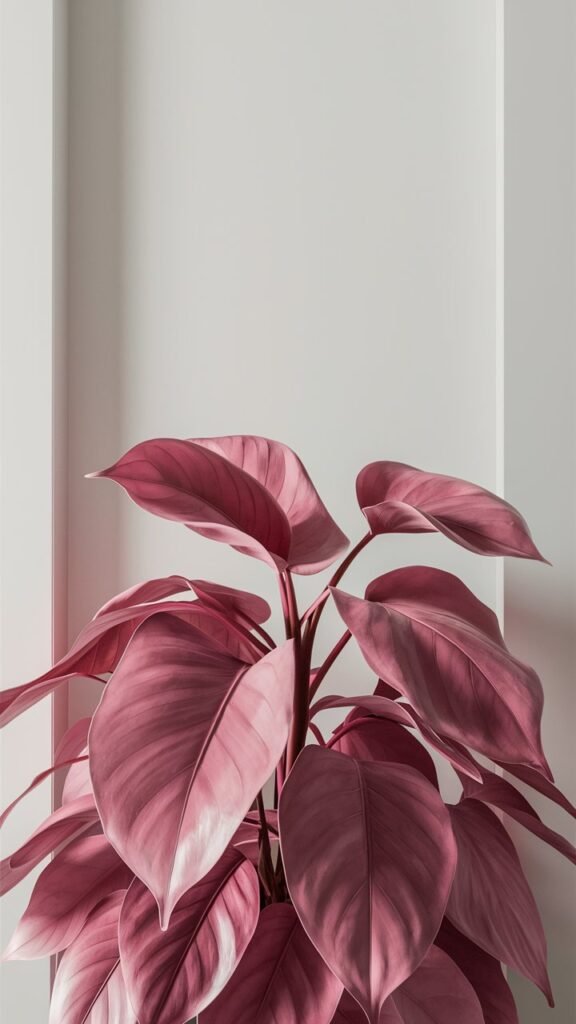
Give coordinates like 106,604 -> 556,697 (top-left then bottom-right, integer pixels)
1,2 -> 574,1021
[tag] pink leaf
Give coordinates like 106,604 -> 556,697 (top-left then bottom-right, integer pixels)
332,991 -> 401,1024
2,835 -> 132,960
447,800 -> 553,1004
330,713 -> 439,788
497,761 -> 576,818
119,848 -> 259,1023
89,437 -> 293,571
96,574 -> 271,625
436,919 -> 519,1024
390,945 -> 484,1024
332,572 -> 549,775
90,614 -> 294,926
62,749 -> 93,804
356,461 -> 545,560
94,575 -> 196,615
0,754 -> 89,828
279,746 -> 456,1024
0,598 -> 259,727
0,795 -> 99,896
49,891 -> 135,1024
459,772 -> 576,864
193,435 -> 348,574
202,903 -> 343,1024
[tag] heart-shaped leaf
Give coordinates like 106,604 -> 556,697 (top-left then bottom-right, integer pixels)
1,795 -> 99,896
279,746 -> 457,1024
332,569 -> 549,774
436,919 -> 519,1024
202,903 -> 343,1024
447,800 -> 553,1004
192,435 -> 348,573
2,835 -> 132,960
119,848 -> 258,1023
90,614 -> 294,926
459,771 -> 576,864
356,461 -> 544,559
330,713 -> 439,788
49,891 -> 135,1024
90,437 -> 293,570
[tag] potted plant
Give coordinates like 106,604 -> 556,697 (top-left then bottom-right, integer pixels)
2,435 -> 574,1023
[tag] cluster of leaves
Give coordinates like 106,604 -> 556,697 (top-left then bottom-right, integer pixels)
1,435 -> 575,1024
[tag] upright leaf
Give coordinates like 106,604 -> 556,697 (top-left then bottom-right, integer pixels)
332,572 -> 549,774
202,903 -> 343,1024
447,800 -> 553,1004
49,891 -> 134,1024
356,461 -> 544,559
193,435 -> 348,573
2,835 -> 132,959
119,848 -> 259,1023
90,614 -> 294,925
279,746 -> 456,1024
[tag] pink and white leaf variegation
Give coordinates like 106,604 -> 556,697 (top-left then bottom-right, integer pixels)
49,891 -> 135,1024
332,568 -> 549,774
119,848 -> 259,1023
2,835 -> 132,960
356,460 -> 545,560
202,903 -> 343,1024
90,613 -> 294,926
279,746 -> 457,1024
447,799 -> 553,1004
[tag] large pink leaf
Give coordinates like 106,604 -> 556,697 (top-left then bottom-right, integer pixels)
279,746 -> 456,1024
2,835 -> 132,960
202,903 -> 343,1024
49,891 -> 135,1024
96,574 -> 271,625
356,461 -> 544,560
459,771 -> 576,864
330,712 -> 439,788
0,795 -> 99,896
89,437 -> 293,570
0,597 -> 259,727
311,693 -> 482,782
436,919 -> 519,1024
447,800 -> 553,1004
90,614 -> 294,926
193,435 -> 348,573
332,571 -> 549,774
119,848 -> 259,1023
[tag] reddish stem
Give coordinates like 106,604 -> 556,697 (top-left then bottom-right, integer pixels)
309,630 -> 352,700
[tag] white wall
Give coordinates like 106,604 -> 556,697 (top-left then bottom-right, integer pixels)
1,2 -> 574,1020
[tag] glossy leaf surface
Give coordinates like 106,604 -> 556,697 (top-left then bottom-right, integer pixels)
3,835 -> 132,959
280,746 -> 456,1023
436,919 -> 519,1024
202,903 -> 343,1024
119,848 -> 259,1023
330,712 -> 439,788
356,461 -> 544,559
447,800 -> 553,1003
90,614 -> 294,925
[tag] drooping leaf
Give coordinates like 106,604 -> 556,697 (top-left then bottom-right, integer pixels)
436,919 -> 520,1024
279,746 -> 456,1024
332,571 -> 549,775
62,749 -> 93,804
497,761 -> 576,818
0,795 -> 99,896
356,461 -> 545,560
49,891 -> 134,1024
94,575 -> 196,615
330,713 -> 439,788
2,835 -> 132,960
192,435 -> 349,574
119,848 -> 259,1023
447,800 -> 553,1004
391,945 -> 485,1024
202,903 -> 343,1024
96,574 -> 271,625
311,693 -> 482,782
89,437 -> 293,570
459,771 -> 576,864
0,756 -> 88,829
90,614 -> 294,926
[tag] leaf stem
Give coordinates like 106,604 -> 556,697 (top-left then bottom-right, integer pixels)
256,790 -> 278,902
309,630 -> 352,700
300,531 -> 373,628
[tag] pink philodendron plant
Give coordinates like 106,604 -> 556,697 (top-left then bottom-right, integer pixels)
2,435 -> 575,1023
